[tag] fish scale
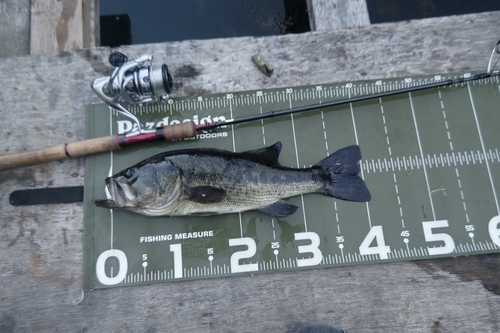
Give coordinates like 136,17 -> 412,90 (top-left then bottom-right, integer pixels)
83,71 -> 500,289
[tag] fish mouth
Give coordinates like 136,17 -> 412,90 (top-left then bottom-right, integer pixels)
95,177 -> 138,209
95,199 -> 120,209
109,177 -> 137,204
95,178 -> 120,209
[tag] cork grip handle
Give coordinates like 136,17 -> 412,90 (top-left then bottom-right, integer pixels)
0,122 -> 199,171
162,121 -> 197,140
0,135 -> 121,171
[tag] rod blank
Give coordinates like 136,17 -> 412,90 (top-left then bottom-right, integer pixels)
0,72 -> 496,171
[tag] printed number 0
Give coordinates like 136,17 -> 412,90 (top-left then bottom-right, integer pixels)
95,249 -> 128,285
294,232 -> 323,267
422,220 -> 455,255
488,215 -> 500,247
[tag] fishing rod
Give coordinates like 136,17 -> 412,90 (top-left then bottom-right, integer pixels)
1,47 -> 500,172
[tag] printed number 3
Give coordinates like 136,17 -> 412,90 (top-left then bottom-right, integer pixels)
294,232 -> 323,267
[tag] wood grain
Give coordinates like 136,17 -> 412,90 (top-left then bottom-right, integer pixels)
82,0 -> 99,49
309,0 -> 370,30
1,11 -> 500,333
30,0 -> 84,54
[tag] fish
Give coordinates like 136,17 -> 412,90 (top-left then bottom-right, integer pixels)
94,142 -> 371,217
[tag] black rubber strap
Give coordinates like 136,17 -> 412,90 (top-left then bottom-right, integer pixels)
9,186 -> 84,206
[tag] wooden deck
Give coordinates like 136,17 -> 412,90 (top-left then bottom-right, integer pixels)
0,5 -> 500,333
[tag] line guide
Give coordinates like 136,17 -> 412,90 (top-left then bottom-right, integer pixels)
83,72 -> 500,289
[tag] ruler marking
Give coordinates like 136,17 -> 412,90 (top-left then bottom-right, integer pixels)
320,110 -> 329,154
438,91 -> 471,225
288,95 -> 308,232
349,90 -> 372,228
259,106 -> 266,146
467,83 -> 500,214
229,98 -> 244,239
409,92 -> 436,220
334,201 -> 340,234
380,98 -> 405,228
107,110 -> 115,250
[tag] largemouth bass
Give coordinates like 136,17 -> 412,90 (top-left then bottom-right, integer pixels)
95,142 -> 371,217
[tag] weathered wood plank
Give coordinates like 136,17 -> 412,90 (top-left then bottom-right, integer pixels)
1,11 -> 500,333
30,0 -> 84,54
0,0 -> 30,58
82,0 -> 99,48
309,0 -> 370,30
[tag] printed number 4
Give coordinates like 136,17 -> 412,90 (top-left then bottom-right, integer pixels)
359,226 -> 391,259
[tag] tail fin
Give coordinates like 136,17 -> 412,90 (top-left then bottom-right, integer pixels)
315,145 -> 371,202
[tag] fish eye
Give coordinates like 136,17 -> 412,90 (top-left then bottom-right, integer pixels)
124,169 -> 134,179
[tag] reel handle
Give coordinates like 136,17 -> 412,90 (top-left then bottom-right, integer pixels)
0,122 -> 197,171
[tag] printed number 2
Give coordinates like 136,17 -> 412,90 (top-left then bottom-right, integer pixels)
229,237 -> 258,273
359,225 -> 391,259
422,220 -> 455,255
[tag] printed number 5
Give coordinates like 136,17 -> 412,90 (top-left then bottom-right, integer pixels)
422,220 -> 455,255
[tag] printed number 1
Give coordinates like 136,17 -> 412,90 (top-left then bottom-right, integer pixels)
170,244 -> 183,278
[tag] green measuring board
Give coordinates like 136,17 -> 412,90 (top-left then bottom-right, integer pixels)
83,73 -> 500,289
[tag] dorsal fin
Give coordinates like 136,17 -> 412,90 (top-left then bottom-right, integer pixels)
244,142 -> 282,164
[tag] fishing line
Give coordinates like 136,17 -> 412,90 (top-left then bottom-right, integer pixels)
1,45 -> 500,171
487,39 -> 500,73
195,71 -> 499,132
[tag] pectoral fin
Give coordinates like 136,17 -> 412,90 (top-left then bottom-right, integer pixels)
185,186 -> 227,204
257,200 -> 298,217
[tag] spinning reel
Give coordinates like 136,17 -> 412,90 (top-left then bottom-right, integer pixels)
92,52 -> 173,134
